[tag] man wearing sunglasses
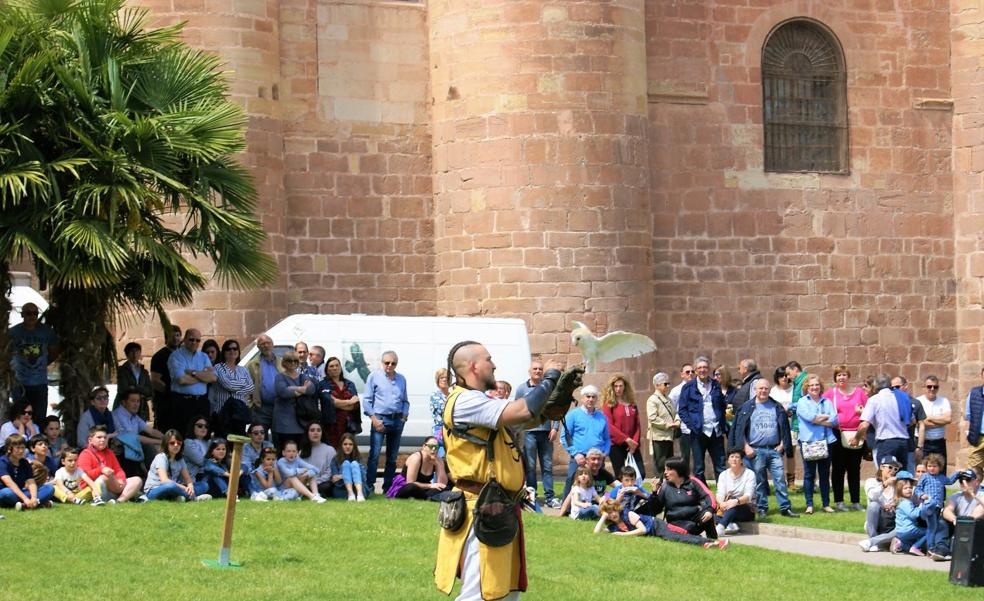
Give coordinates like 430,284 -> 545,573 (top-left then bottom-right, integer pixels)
363,351 -> 409,494
167,328 -> 216,432
917,376 -> 952,468
8,302 -> 59,421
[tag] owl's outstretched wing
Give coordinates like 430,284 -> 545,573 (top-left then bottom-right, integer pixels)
593,331 -> 656,364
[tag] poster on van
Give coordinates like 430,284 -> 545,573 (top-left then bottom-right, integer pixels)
342,341 -> 381,389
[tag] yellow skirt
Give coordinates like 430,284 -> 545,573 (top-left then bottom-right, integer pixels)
434,493 -> 527,600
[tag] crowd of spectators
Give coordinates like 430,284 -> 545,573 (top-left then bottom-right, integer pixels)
3,311 -> 983,562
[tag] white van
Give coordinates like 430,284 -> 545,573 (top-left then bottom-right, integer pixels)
239,314 -> 532,446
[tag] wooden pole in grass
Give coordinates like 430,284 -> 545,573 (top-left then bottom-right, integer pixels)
203,433 -> 249,569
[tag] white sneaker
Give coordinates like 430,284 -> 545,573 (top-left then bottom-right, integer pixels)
250,492 -> 269,502
273,494 -> 286,502
347,493 -> 356,502
313,495 -> 327,504
725,523 -> 740,535
106,499 -> 117,505
356,493 -> 365,502
176,496 -> 187,503
858,539 -> 872,552
195,494 -> 212,502
715,524 -> 726,538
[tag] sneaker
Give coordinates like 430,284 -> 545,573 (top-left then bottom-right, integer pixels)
908,546 -> 925,557
890,538 -> 902,554
822,506 -> 836,514
716,524 -> 726,538
313,495 -> 327,504
356,493 -> 365,502
14,502 -> 23,511
834,502 -> 848,512
176,496 -> 187,503
780,508 -> 800,518
250,492 -> 269,502
42,500 -> 52,509
756,509 -> 767,519
725,523 -> 740,535
134,494 -> 148,504
929,550 -> 946,561
347,494 -> 356,502
91,497 -> 105,507
273,494 -> 286,502
195,494 -> 212,502
106,499 -> 116,505
858,539 -> 872,552
850,503 -> 865,511
73,497 -> 85,505
716,539 -> 730,550
547,498 -> 562,509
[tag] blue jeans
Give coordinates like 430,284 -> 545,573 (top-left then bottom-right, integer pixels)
801,445 -> 831,508
146,481 -> 207,501
0,484 -> 54,507
524,430 -> 555,501
574,505 -> 599,520
752,447 -> 791,512
690,431 -> 726,483
367,414 -> 405,491
202,462 -> 229,497
897,528 -> 927,551
921,504 -> 943,550
342,460 -> 363,485
716,503 -> 755,527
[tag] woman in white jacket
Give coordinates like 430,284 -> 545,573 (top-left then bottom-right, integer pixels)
715,448 -> 757,536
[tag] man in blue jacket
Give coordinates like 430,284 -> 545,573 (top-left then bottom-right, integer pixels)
678,356 -> 727,483
732,378 -> 798,518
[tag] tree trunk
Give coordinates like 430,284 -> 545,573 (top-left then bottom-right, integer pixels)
0,262 -> 11,423
48,287 -> 115,446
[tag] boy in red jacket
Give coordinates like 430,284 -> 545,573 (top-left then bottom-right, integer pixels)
77,426 -> 143,503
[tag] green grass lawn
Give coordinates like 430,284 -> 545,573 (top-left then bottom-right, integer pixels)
1,497 -> 972,601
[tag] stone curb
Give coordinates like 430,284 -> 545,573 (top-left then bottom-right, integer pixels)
744,521 -> 865,544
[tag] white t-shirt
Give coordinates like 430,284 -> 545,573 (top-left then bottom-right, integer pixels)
916,395 -> 950,441
54,466 -> 85,492
669,382 -> 690,434
770,385 -> 793,410
570,485 -> 596,519
451,389 -> 509,431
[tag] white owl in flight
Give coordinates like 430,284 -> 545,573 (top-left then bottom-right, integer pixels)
571,321 -> 657,373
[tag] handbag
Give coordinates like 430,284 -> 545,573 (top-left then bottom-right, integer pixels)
802,439 -> 829,461
473,476 -> 521,547
840,429 -> 861,449
346,413 -> 363,434
624,452 -> 642,484
437,490 -> 467,531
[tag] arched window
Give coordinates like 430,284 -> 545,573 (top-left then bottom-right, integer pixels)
762,19 -> 848,173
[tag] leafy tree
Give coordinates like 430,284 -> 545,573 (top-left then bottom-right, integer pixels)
0,0 -> 277,441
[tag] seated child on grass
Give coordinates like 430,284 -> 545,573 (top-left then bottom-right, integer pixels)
893,470 -> 927,556
143,430 -> 211,502
567,467 -> 601,520
0,434 -> 54,510
53,447 -> 101,505
277,440 -> 326,503
608,466 -> 650,513
325,433 -> 366,501
28,434 -> 58,482
251,447 -> 283,501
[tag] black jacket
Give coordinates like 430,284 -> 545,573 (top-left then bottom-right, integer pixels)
729,398 -> 793,458
731,370 -> 761,412
638,476 -> 716,524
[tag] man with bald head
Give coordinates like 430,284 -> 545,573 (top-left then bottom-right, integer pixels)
8,302 -> 59,420
167,328 -> 216,431
435,341 -> 572,601
247,334 -> 282,431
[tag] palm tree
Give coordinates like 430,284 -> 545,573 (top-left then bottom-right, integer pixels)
0,0 -> 277,442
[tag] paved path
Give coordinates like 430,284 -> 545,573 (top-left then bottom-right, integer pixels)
729,530 -> 949,572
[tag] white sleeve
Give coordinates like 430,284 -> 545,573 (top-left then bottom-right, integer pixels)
452,390 -> 510,430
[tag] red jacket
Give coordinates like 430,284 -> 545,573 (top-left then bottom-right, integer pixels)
78,445 -> 124,484
603,403 -> 641,446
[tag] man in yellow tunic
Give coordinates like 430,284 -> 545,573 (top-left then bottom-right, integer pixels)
435,341 -> 578,601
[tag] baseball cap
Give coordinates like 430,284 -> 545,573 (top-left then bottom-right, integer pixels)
956,469 -> 979,481
896,470 -> 916,481
878,455 -> 902,469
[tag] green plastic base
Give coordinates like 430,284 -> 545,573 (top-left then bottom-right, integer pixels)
201,559 -> 243,569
